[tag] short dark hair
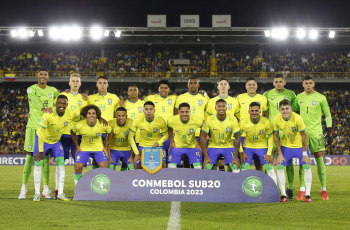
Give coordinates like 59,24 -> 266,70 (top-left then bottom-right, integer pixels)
158,79 -> 171,88
97,76 -> 108,82
116,107 -> 127,113
274,74 -> 284,79
80,105 -> 102,119
303,75 -> 314,81
38,68 -> 49,74
128,84 -> 138,91
218,78 -> 229,83
215,99 -> 227,106
188,76 -> 199,83
179,102 -> 190,110
144,101 -> 155,107
279,99 -> 291,107
246,77 -> 257,83
249,102 -> 261,108
56,95 -> 68,101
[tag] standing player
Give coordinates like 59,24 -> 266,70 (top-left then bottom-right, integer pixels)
205,78 -> 239,171
144,79 -> 177,152
128,101 -> 169,169
71,105 -> 113,185
19,68 -> 59,200
167,103 -> 203,169
201,99 -> 241,173
264,74 -> 297,199
108,107 -> 134,171
33,95 -> 80,201
239,102 -> 277,184
274,99 -> 312,202
293,76 -> 332,200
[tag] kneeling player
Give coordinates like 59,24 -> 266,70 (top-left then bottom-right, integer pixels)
109,107 -> 134,170
201,99 -> 241,172
33,95 -> 80,201
167,103 -> 203,169
273,99 -> 312,202
239,102 -> 277,184
71,105 -> 113,185
129,101 -> 169,169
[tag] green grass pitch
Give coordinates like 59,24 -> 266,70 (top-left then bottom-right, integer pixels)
1,166 -> 350,229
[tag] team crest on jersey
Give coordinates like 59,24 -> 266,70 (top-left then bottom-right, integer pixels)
259,130 -> 264,134
228,103 -> 232,109
49,93 -> 52,98
108,99 -> 112,104
189,128 -> 194,134
125,131 -> 129,136
153,128 -> 158,133
28,89 -> 32,93
41,118 -> 44,122
78,100 -> 82,106
198,100 -> 203,105
28,145 -> 32,149
64,122 -> 68,127
168,99 -> 172,104
138,107 -> 143,112
284,97 -> 289,100
291,127 -> 296,131
96,133 -> 101,137
312,101 -> 317,106
257,101 -> 261,104
226,127 -> 231,133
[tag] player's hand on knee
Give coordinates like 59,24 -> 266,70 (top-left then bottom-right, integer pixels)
264,155 -> 273,165
240,152 -> 248,164
302,155 -> 311,166
34,152 -> 43,162
276,154 -> 285,165
232,158 -> 240,169
134,154 -> 141,164
203,156 -> 212,167
127,157 -> 134,164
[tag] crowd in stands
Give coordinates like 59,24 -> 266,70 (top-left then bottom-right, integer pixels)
0,86 -> 348,155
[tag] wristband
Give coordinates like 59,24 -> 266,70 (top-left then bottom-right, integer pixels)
302,151 -> 307,156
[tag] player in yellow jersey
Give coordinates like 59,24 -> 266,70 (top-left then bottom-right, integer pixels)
168,103 -> 204,169
108,107 -> 134,171
201,99 -> 241,172
144,80 -> 177,153
129,101 -> 169,169
273,99 -> 312,202
239,102 -> 277,185
205,78 -> 240,171
71,105 -> 113,185
32,95 -> 80,201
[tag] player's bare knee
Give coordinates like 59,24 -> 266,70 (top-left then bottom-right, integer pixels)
74,163 -> 84,173
99,161 -> 109,168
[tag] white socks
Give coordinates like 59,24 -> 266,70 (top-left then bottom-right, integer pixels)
57,166 -> 65,196
304,168 -> 312,196
267,169 -> 278,185
277,169 -> 286,196
34,166 -> 42,194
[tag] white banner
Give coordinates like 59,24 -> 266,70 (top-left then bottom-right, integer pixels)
173,59 -> 191,65
180,15 -> 200,28
212,15 -> 231,28
147,15 -> 166,27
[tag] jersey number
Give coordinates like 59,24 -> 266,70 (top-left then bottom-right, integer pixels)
219,133 -> 225,139
89,137 -> 94,143
99,104 -> 106,111
43,100 -> 48,108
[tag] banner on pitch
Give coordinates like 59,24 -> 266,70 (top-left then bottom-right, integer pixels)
147,15 -> 166,27
141,147 -> 163,174
75,168 -> 280,203
180,15 -> 200,28
212,15 -> 231,28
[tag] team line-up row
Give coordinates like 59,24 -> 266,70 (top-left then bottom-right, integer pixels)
18,69 -> 332,203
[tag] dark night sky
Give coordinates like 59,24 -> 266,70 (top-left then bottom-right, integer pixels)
1,0 -> 349,27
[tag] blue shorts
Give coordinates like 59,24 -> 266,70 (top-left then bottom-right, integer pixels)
243,147 -> 267,165
281,146 -> 311,166
33,134 -> 64,159
163,138 -> 171,153
75,151 -> 109,166
208,148 -> 235,165
60,134 -> 82,160
110,150 -> 131,166
168,148 -> 202,166
135,146 -> 166,165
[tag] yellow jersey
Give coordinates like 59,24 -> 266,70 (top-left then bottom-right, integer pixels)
273,112 -> 306,148
239,116 -> 273,149
144,94 -> 177,123
124,99 -> 145,120
167,114 -> 203,148
109,118 -> 133,151
71,120 -> 112,151
236,93 -> 268,120
201,114 -> 240,148
60,92 -> 87,135
87,93 -> 120,121
205,95 -> 239,117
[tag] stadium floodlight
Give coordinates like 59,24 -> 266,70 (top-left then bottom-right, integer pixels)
90,26 -> 103,40
11,30 -> 18,38
49,27 -> 61,40
309,29 -> 318,40
296,29 -> 306,39
264,30 -> 271,37
104,30 -> 109,37
28,30 -> 35,37
271,28 -> 288,40
38,30 -> 43,37
329,30 -> 335,38
18,28 -> 28,38
70,26 -> 82,40
115,30 -> 121,38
